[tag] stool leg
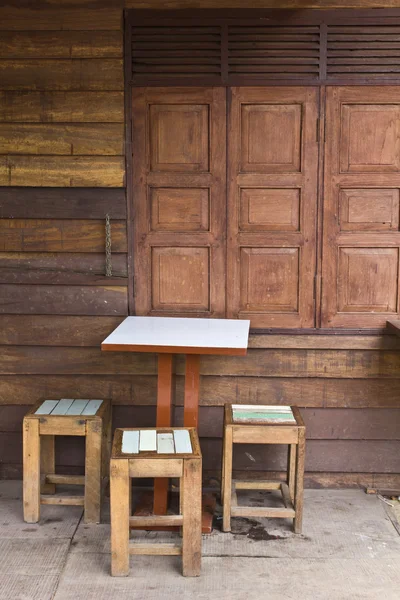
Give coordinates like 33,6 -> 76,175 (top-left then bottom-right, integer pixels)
294,428 -> 305,534
85,418 -> 102,524
23,418 -> 40,523
41,435 -> 56,494
101,405 -> 112,492
182,458 -> 202,577
287,443 -> 297,503
222,425 -> 233,532
110,459 -> 130,576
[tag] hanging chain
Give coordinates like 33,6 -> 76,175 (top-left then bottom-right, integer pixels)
105,213 -> 112,277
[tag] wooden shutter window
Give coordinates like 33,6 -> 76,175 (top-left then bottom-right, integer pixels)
130,26 -> 222,85
227,26 -> 320,81
327,26 -> 400,80
227,87 -> 319,328
132,87 -> 226,318
322,86 -> 400,328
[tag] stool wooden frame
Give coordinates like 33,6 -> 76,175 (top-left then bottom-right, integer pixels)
110,427 -> 202,578
23,399 -> 112,524
221,405 -> 305,534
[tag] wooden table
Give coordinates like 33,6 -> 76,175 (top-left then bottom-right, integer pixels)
102,316 -> 250,524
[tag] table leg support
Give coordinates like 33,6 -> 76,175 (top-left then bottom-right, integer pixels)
154,353 -> 173,515
184,354 -> 200,428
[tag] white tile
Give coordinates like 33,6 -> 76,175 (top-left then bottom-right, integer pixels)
173,430 -> 192,454
139,430 -> 156,452
51,399 -> 74,416
81,400 -> 103,416
35,400 -> 59,415
66,400 -> 89,416
121,431 -> 139,454
157,433 -> 175,454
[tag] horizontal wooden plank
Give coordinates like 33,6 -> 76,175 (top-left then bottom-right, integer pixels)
2,371 -> 400,408
0,31 -> 123,58
0,271 -> 128,285
3,433 -> 400,473
0,188 -> 126,219
200,439 -> 400,474
2,156 -> 125,187
249,333 -> 400,350
0,348 -> 155,375
0,316 -> 396,352
178,406 -> 400,440
0,91 -> 124,123
0,285 -> 128,315
0,252 -> 128,276
0,316 -> 124,346
176,349 -> 400,378
0,375 -> 157,406
181,376 -> 400,408
0,59 -> 123,91
0,219 -> 127,252
0,4 -> 122,31
0,124 -> 124,155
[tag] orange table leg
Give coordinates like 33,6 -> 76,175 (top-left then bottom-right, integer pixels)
184,354 -> 200,428
154,353 -> 173,515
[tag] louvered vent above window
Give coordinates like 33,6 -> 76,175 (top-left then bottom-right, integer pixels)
127,11 -> 400,86
327,27 -> 400,79
227,26 -> 320,80
131,26 -> 222,83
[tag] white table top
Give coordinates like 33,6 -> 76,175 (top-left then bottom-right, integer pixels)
101,316 -> 250,355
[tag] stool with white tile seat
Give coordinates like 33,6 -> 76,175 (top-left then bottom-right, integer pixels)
221,404 -> 305,534
110,427 -> 202,577
23,398 -> 112,524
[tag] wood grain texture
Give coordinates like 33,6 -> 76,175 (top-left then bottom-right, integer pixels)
13,432 -> 400,474
0,285 -> 128,315
0,271 -> 128,286
0,188 -> 126,219
0,3 -> 122,31
201,438 -> 400,473
0,31 -> 123,58
0,219 -> 127,252
0,60 -> 123,91
0,347 -> 156,375
0,91 -> 124,123
3,156 -> 125,187
0,375 -> 157,406
175,349 -> 400,378
126,2 -> 400,7
0,252 -> 128,276
0,316 -> 124,346
0,124 -> 124,155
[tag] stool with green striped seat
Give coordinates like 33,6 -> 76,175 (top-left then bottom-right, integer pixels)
23,398 -> 112,524
221,404 -> 305,533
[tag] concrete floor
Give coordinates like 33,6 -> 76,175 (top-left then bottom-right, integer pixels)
1,482 -> 400,600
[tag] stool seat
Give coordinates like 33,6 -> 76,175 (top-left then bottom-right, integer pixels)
23,398 -> 112,524
222,404 -> 305,534
110,427 -> 202,577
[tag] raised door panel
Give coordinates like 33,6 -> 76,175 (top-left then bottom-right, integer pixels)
132,88 -> 225,317
228,87 -> 319,328
322,87 -> 400,328
240,104 -> 301,173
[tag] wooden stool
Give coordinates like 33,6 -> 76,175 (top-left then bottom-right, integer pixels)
110,427 -> 202,577
221,404 -> 305,534
23,398 -> 112,524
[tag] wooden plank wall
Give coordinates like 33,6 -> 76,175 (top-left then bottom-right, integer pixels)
1,0 -> 400,487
